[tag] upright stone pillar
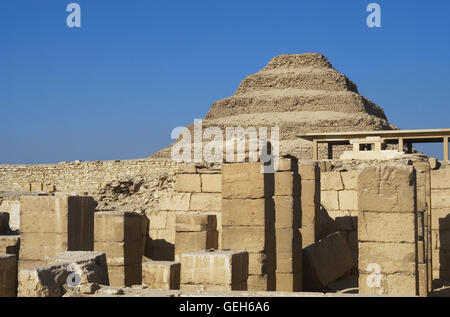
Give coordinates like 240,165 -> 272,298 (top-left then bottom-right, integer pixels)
274,157 -> 302,292
358,164 -> 419,296
221,162 -> 275,291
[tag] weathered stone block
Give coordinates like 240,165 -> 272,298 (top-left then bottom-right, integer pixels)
359,273 -> 416,296
301,179 -> 320,207
298,162 -> 319,181
222,226 -> 271,252
189,193 -> 221,212
338,190 -> 358,211
94,211 -> 142,242
321,172 -> 343,191
277,157 -> 297,172
94,240 -> 142,265
275,228 -> 301,253
431,169 -> 450,189
276,251 -> 301,274
175,174 -> 201,193
201,174 -> 222,193
222,162 -> 274,199
175,213 -> 217,232
180,250 -> 248,288
302,232 -> 354,290
142,257 -> 180,290
159,193 -> 191,211
299,225 -> 315,249
222,199 -> 269,227
431,189 -> 450,209
274,196 -> 301,229
275,172 -> 300,197
18,251 -> 108,297
341,171 -> 358,190
247,273 -> 275,291
175,230 -> 218,259
358,212 -> 416,243
276,272 -> 301,292
301,204 -> 319,226
248,251 -> 275,275
359,242 -> 416,274
321,190 -> 339,211
358,165 -> 416,213
107,262 -> 142,287
19,232 -> 68,262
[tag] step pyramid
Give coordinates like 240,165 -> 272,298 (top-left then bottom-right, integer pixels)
151,53 -> 396,160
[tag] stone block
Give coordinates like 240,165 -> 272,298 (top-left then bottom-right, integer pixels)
222,226 -> 272,252
147,210 -> 168,230
359,242 -> 416,274
431,189 -> 450,209
321,172 -> 343,191
0,254 -> 17,297
175,174 -> 201,193
338,190 -> 358,211
222,199 -> 269,227
180,250 -> 248,287
18,251 -> 108,297
175,230 -> 218,260
299,225 -> 315,249
248,251 -> 275,275
275,172 -> 301,197
222,162 -> 274,199
19,232 -> 68,262
431,169 -> 450,189
189,193 -> 221,212
142,258 -> 180,290
321,191 -> 339,211
341,171 -> 358,190
276,272 -> 301,292
201,174 -> 222,193
275,228 -> 301,253
301,180 -> 320,207
301,204 -> 319,226
175,213 -> 217,232
358,165 -> 416,213
247,274 -> 275,291
359,273 -> 416,296
159,193 -> 191,211
30,183 -> 43,192
276,251 -> 302,274
94,211 -> 142,242
302,232 -> 354,290
178,164 -> 197,174
107,262 -> 142,287
94,240 -> 142,265
277,157 -> 297,172
274,196 -> 301,229
358,212 -> 416,243
298,162 -> 320,181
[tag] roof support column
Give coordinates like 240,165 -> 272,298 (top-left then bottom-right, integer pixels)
444,136 -> 449,161
398,137 -> 404,152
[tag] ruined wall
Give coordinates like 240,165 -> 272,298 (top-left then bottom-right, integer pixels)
0,159 -> 183,212
431,166 -> 450,283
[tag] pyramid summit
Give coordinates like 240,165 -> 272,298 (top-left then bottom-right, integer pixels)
152,53 -> 396,160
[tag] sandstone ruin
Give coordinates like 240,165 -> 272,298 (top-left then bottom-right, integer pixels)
1,53 -> 449,297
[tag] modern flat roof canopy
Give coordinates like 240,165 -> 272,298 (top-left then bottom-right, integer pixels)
297,128 -> 450,160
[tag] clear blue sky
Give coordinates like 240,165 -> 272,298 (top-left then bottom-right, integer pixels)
1,0 -> 449,164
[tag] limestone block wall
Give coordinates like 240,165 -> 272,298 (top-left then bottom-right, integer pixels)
320,170 -> 359,274
148,164 -> 221,261
431,167 -> 450,283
